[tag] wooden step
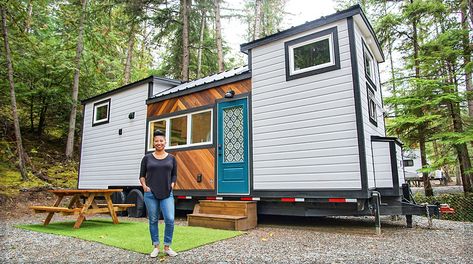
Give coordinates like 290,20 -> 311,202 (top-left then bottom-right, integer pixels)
190,213 -> 246,220
187,200 -> 257,230
198,200 -> 256,216
188,213 -> 249,230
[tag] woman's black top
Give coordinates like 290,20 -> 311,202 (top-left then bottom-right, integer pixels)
139,153 -> 177,199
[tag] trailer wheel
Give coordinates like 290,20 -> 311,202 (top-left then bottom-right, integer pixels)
112,191 -> 127,216
125,189 -> 145,217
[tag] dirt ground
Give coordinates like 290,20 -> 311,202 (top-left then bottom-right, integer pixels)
1,190 -> 472,263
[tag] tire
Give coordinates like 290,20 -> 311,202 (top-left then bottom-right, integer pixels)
111,191 -> 127,216
125,189 -> 145,218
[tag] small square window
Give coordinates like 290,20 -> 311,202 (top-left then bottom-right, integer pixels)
92,99 -> 110,126
292,37 -> 332,72
367,86 -> 377,126
403,160 -> 414,167
285,27 -> 340,81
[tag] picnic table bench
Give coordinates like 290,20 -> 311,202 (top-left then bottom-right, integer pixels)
29,189 -> 134,229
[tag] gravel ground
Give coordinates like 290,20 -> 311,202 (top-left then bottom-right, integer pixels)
1,213 -> 472,263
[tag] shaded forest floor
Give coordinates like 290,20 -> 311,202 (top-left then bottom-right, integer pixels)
0,131 -> 79,200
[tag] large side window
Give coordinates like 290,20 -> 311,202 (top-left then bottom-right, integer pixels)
367,85 -> 377,126
285,27 -> 340,81
148,109 -> 213,151
92,99 -> 111,126
363,41 -> 377,90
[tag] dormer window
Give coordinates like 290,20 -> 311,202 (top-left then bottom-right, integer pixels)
92,99 -> 110,126
285,27 -> 340,81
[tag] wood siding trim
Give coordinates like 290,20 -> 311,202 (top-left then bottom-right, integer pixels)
147,79 -> 251,117
171,148 -> 215,190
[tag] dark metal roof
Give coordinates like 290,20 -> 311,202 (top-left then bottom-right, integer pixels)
240,4 -> 384,61
147,66 -> 250,105
81,76 -> 181,105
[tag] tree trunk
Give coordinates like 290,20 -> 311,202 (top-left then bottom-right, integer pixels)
253,0 -> 262,40
197,10 -> 205,78
29,85 -> 34,132
461,1 -> 473,119
65,0 -> 87,160
123,21 -> 136,85
411,2 -> 433,196
419,131 -> 433,196
180,0 -> 190,81
1,5 -> 28,181
446,61 -> 473,193
214,0 -> 223,72
468,0 -> 473,26
25,0 -> 33,33
37,96 -> 48,138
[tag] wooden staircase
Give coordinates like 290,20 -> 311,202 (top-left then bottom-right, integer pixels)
187,200 -> 257,231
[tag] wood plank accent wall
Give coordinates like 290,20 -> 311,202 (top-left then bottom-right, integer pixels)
147,79 -> 251,117
171,148 -> 215,190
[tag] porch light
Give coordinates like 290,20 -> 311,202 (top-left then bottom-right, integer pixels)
224,90 -> 235,98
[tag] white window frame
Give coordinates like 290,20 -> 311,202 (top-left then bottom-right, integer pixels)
92,99 -> 110,126
367,86 -> 378,126
288,34 -> 335,76
363,42 -> 377,89
148,109 -> 213,151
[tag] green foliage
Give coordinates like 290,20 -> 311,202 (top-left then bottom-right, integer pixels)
413,192 -> 473,222
243,0 -> 286,41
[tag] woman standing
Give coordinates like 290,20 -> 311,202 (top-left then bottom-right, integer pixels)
139,130 -> 178,257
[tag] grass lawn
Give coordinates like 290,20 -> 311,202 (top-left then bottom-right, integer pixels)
17,219 -> 242,254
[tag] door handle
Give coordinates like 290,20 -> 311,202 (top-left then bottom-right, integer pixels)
218,144 -> 222,156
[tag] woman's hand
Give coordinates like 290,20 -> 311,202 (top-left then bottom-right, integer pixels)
171,182 -> 175,189
143,185 -> 151,192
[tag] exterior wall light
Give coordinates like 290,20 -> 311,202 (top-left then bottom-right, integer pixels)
224,90 -> 235,98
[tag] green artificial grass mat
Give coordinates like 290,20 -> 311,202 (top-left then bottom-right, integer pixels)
17,219 -> 242,254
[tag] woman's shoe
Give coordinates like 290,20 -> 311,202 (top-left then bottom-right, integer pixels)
150,248 -> 160,258
164,248 -> 177,257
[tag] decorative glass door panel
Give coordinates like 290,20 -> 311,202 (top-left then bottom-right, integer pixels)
217,98 -> 249,194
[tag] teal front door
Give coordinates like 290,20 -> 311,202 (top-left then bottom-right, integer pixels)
217,98 -> 249,194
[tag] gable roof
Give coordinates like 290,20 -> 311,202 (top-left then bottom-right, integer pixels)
240,4 -> 384,62
81,76 -> 181,105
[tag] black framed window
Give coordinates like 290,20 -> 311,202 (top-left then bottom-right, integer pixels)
362,40 -> 377,90
367,85 -> 377,126
285,27 -> 340,81
92,99 -> 111,126
403,160 -> 414,167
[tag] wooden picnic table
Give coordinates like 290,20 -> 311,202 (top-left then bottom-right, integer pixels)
29,189 -> 134,229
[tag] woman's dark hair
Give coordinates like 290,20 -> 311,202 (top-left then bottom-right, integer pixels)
153,130 -> 165,137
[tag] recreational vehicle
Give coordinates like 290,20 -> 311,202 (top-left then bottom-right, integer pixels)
78,5 -> 437,228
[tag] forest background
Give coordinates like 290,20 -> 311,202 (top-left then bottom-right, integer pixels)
1,0 -> 473,199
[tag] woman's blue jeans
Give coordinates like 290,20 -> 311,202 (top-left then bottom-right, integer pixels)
143,191 -> 174,246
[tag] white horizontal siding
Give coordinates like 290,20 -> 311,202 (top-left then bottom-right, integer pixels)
153,82 -> 177,96
79,83 -> 149,189
353,21 -> 386,189
251,19 -> 361,191
372,141 -> 393,188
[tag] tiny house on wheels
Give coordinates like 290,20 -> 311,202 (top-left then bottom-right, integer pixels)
78,5 -> 437,228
